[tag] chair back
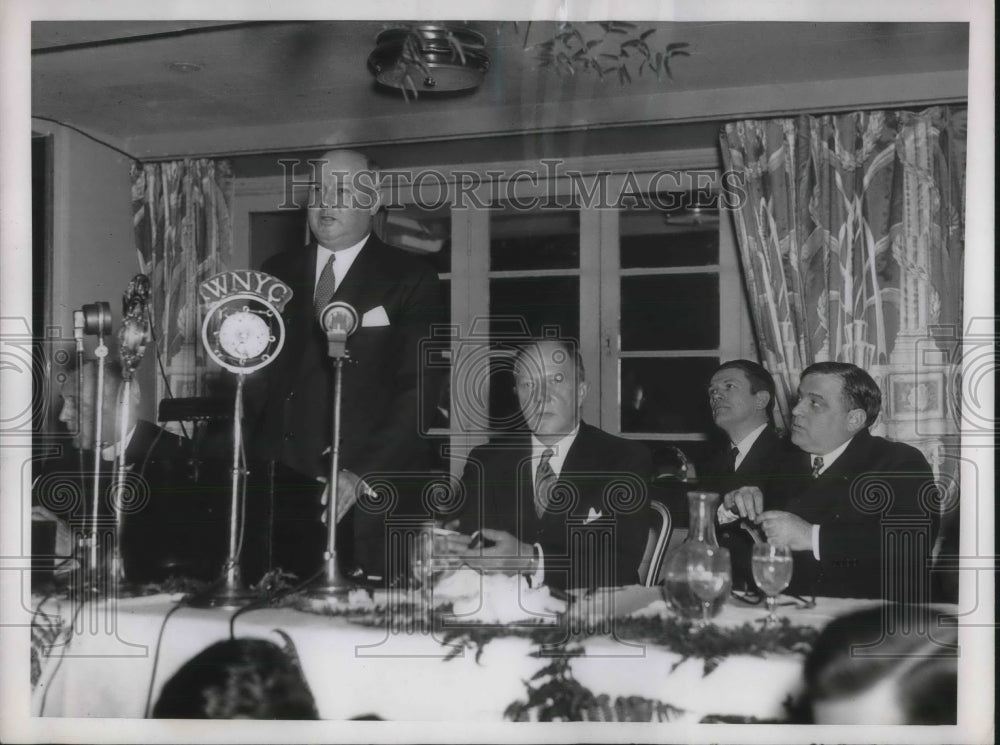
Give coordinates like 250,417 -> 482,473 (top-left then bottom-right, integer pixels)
638,500 -> 673,587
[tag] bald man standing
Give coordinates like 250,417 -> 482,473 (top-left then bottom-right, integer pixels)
245,149 -> 445,583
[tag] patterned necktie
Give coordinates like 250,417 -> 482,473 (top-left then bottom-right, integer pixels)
534,448 -> 556,518
313,253 -> 337,317
811,455 -> 824,478
728,446 -> 740,473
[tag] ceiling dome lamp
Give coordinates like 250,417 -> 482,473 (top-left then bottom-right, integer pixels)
368,25 -> 490,95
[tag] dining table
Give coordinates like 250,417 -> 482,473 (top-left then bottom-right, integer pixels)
30,575 -> 892,723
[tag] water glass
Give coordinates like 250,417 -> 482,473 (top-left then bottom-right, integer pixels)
752,542 -> 793,624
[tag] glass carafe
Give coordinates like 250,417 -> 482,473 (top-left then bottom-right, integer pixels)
661,491 -> 732,620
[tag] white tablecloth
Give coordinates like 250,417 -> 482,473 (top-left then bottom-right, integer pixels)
31,587 -> 881,721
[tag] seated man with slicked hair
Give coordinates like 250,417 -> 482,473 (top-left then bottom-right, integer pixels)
442,338 -> 653,591
730,362 -> 936,600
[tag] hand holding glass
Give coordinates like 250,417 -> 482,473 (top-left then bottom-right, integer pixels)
686,545 -> 731,627
752,542 -> 793,624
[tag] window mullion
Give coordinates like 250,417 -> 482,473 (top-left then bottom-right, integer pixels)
597,205 -> 621,433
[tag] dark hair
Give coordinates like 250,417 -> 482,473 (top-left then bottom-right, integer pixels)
513,338 -> 585,384
801,605 -> 957,725
713,359 -> 775,418
152,638 -> 319,719
800,361 -> 882,429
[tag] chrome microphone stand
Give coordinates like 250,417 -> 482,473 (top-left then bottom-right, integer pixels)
306,302 -> 359,604
189,373 -> 256,608
80,302 -> 112,595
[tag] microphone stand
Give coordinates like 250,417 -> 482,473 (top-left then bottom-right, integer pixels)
109,378 -> 131,588
82,303 -> 111,595
306,304 -> 357,603
73,311 -> 86,540
188,373 -> 255,608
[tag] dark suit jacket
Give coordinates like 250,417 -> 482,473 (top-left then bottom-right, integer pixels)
698,427 -> 789,588
32,420 -> 214,580
771,429 -> 935,600
454,423 -> 653,590
700,426 -> 788,498
244,234 -> 445,574
247,235 -> 445,480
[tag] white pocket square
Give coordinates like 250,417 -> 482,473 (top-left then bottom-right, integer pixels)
361,306 -> 390,327
584,508 -> 603,524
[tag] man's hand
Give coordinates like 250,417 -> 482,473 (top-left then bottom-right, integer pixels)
318,469 -> 365,524
723,486 -> 764,521
460,528 -> 536,575
757,510 -> 813,551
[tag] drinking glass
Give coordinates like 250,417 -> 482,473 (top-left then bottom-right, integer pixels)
752,543 -> 793,624
686,544 -> 731,627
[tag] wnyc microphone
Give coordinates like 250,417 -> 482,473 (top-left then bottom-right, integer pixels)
318,302 -> 359,359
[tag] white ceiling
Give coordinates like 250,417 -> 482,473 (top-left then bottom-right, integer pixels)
31,21 -> 969,160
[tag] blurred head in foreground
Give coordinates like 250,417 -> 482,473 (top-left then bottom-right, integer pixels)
153,637 -> 318,719
802,605 -> 957,725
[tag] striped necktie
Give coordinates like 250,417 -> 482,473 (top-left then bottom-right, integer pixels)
534,448 -> 556,518
313,253 -> 337,317
811,455 -> 824,478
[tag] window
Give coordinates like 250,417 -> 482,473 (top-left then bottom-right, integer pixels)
236,150 -> 748,475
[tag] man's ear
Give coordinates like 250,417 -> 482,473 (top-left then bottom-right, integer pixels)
753,390 -> 770,411
846,408 -> 866,434
576,380 -> 590,407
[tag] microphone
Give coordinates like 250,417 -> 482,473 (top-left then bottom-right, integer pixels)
80,302 -> 112,336
318,302 -> 359,359
119,274 -> 152,378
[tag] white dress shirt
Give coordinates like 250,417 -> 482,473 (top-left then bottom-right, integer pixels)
314,233 -> 369,296
101,425 -> 137,464
732,422 -> 768,470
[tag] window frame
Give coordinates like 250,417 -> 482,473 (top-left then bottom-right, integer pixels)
233,147 -> 752,475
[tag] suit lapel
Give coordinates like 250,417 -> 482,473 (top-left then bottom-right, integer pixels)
331,236 -> 381,317
810,432 -> 871,486
283,243 -> 320,360
789,432 -> 871,520
550,424 -> 600,515
737,428 -> 772,475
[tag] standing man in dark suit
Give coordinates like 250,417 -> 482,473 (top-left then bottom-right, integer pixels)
245,149 -> 444,582
731,362 -> 935,599
700,360 -> 787,588
444,339 -> 652,590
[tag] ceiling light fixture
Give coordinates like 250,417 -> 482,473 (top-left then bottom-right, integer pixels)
368,25 -> 490,98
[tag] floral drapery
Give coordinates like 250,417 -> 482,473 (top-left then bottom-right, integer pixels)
131,159 -> 234,410
719,107 -> 967,437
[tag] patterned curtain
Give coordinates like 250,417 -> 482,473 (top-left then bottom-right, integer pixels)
130,159 -> 234,413
720,106 -> 966,505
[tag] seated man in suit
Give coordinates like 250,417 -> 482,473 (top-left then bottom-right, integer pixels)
730,362 -> 935,600
702,360 -> 788,588
33,360 -> 216,581
443,339 -> 653,590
